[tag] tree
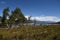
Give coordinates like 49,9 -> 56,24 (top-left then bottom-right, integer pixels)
8,11 -> 16,28
8,7 -> 26,27
2,7 -> 9,27
28,16 -> 31,21
0,16 -> 2,27
34,19 -> 36,26
0,16 -> 2,23
14,7 -> 26,23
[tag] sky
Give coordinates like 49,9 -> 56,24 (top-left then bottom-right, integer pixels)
0,0 -> 60,22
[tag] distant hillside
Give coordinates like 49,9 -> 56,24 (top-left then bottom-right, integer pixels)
53,22 -> 60,24
36,21 -> 54,24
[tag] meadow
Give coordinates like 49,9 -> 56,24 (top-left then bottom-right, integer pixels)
0,25 -> 60,40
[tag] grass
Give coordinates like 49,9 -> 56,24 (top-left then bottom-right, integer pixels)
0,25 -> 60,40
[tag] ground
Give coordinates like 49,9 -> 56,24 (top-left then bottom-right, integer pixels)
0,25 -> 60,40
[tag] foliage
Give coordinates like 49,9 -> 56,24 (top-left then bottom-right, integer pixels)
1,7 -> 9,27
0,7 -> 26,28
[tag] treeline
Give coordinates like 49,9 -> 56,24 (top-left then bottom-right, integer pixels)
0,7 -> 27,28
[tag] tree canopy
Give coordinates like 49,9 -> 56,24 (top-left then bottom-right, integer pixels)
0,7 -> 26,28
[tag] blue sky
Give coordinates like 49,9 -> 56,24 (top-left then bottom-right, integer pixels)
0,0 -> 60,22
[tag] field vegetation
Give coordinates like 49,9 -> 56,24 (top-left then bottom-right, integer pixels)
0,25 -> 60,40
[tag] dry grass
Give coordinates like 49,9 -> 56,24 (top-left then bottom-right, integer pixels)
0,25 -> 60,40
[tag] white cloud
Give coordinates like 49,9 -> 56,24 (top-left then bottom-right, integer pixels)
25,15 -> 60,22
0,1 -> 6,4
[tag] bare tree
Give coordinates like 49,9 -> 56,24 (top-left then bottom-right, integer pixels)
34,19 -> 36,26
